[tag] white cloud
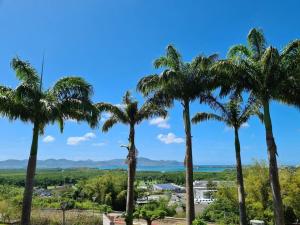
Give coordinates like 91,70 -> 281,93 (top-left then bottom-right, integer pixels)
92,142 -> 106,147
157,133 -> 184,144
43,135 -> 55,143
241,122 -> 250,128
149,117 -> 170,129
67,132 -> 96,146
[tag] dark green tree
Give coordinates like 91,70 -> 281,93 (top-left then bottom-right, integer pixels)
192,94 -> 262,225
134,199 -> 176,225
96,91 -> 167,225
137,45 -> 217,225
212,28 -> 300,225
0,58 -> 98,225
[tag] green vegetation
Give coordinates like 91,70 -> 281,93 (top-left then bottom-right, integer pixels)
134,198 -> 176,225
0,168 -> 236,187
201,162 -> 300,225
0,27 -> 299,225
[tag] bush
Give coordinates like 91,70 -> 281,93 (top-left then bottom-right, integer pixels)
192,218 -> 207,225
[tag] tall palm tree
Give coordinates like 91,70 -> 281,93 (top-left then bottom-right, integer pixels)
0,58 -> 98,225
192,94 -> 262,225
96,91 -> 167,225
212,28 -> 300,225
137,45 -> 218,225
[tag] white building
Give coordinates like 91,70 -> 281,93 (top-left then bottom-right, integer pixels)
153,183 -> 185,193
193,180 -> 218,204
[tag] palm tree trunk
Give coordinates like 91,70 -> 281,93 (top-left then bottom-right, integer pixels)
183,100 -> 195,225
234,127 -> 247,225
21,121 -> 39,225
263,101 -> 285,225
126,124 -> 136,225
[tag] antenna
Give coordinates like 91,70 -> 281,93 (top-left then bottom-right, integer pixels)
40,52 -> 45,91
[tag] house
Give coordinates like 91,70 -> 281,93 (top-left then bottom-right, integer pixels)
153,183 -> 185,193
34,188 -> 52,197
193,180 -> 219,204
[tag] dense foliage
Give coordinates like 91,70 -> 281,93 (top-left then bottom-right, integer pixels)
0,168 -> 236,187
201,162 -> 300,225
134,198 -> 177,225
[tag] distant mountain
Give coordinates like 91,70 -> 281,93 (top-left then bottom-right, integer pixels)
0,157 -> 184,169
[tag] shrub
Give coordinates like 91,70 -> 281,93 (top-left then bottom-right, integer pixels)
192,218 -> 207,225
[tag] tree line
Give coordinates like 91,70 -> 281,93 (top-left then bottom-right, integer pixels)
0,28 -> 299,225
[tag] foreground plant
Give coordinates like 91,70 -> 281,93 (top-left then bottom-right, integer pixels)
213,28 -> 300,225
0,58 -> 98,225
96,91 -> 167,225
137,45 -> 217,225
192,94 -> 262,225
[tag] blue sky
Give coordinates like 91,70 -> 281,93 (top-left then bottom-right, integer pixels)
0,0 -> 299,165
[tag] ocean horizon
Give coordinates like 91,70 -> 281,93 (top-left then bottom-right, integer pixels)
97,165 -> 234,172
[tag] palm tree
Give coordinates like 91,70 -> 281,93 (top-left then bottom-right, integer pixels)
192,94 -> 262,225
137,45 -> 218,225
212,28 -> 300,225
96,91 -> 167,225
0,58 -> 98,225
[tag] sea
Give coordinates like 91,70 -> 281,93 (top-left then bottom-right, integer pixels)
97,165 -> 234,172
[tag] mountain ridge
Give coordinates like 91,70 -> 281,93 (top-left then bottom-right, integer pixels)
0,157 -> 186,169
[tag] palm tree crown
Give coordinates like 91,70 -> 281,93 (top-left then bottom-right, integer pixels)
214,28 -> 300,102
97,91 -> 167,131
192,94 -> 262,129
0,58 -> 98,131
137,45 -> 218,106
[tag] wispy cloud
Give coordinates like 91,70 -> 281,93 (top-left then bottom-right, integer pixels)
149,117 -> 170,129
67,132 -> 96,146
157,133 -> 184,144
43,135 -> 55,143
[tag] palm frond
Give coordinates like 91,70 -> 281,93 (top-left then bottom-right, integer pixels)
238,96 -> 261,126
102,116 -> 119,132
136,74 -> 160,96
227,45 -> 252,59
154,45 -> 182,71
191,112 -> 223,124
11,57 -> 40,87
136,102 -> 167,123
123,91 -> 133,105
247,28 -> 266,60
147,90 -> 174,109
0,85 -> 33,122
96,102 -> 128,123
281,39 -> 300,58
51,77 -> 93,101
199,94 -> 227,115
